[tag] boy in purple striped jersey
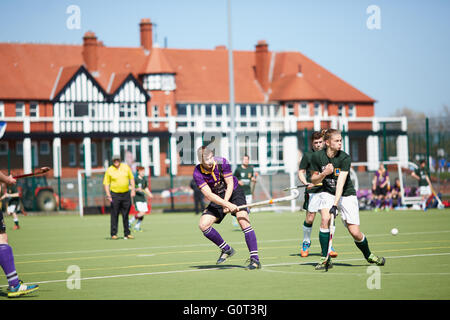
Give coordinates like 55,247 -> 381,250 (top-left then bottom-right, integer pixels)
193,146 -> 261,270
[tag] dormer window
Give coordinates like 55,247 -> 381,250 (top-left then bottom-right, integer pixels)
143,74 -> 176,91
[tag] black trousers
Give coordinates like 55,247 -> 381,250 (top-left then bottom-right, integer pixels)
110,191 -> 132,237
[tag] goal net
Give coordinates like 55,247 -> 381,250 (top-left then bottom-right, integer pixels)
252,166 -> 300,212
351,161 -> 423,210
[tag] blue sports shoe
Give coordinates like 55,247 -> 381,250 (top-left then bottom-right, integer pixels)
7,281 -> 39,298
301,241 -> 311,257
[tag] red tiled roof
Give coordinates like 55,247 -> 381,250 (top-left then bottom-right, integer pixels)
0,41 -> 374,104
270,52 -> 375,103
143,46 -> 175,74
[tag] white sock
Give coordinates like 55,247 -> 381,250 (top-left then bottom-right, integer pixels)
303,224 -> 312,243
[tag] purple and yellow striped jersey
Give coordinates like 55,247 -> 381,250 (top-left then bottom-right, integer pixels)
193,157 -> 238,193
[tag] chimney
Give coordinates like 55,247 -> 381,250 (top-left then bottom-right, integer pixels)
82,31 -> 98,72
140,18 -> 153,52
255,40 -> 270,92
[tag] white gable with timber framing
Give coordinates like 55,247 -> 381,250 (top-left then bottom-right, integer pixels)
110,74 -> 150,133
51,67 -> 150,134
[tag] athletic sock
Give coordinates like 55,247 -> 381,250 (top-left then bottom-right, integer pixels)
375,199 -> 381,208
303,221 -> 313,243
138,216 -> 144,221
203,227 -> 231,252
0,244 -> 20,288
354,234 -> 372,260
129,216 -> 136,223
14,219 -> 19,226
319,228 -> 330,257
243,226 -> 259,261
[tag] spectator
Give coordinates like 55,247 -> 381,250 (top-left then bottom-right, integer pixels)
372,163 -> 390,211
390,178 -> 402,208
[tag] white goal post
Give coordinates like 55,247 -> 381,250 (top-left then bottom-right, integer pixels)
77,168 -> 107,217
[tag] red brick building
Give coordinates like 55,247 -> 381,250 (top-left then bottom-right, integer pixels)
0,18 -> 408,178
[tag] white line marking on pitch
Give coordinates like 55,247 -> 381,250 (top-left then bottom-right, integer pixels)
13,230 -> 450,258
1,252 -> 449,288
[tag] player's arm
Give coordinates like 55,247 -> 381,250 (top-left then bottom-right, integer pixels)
311,164 -> 334,185
411,171 -> 420,181
144,187 -> 153,198
333,170 -> 349,206
200,184 -> 237,213
223,175 -> 234,203
372,175 -> 377,190
103,171 -> 112,202
0,171 -> 16,185
298,169 -> 308,185
234,168 -> 244,186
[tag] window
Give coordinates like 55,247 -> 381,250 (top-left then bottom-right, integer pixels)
165,104 -> 171,117
314,103 -> 321,116
40,141 -> 50,155
69,143 -> 76,166
16,102 -> 25,117
119,104 -> 139,118
16,142 -> 23,156
152,105 -> 159,127
338,104 -> 345,117
348,104 -> 356,117
250,106 -> 257,117
91,142 -> 97,166
299,103 -> 309,116
30,102 -> 39,117
286,104 -> 295,116
74,103 -> 89,117
323,103 -> 328,117
205,105 -> 212,117
0,142 -> 8,155
177,104 -> 187,116
0,101 -> 4,117
161,74 -> 176,91
240,105 -> 247,117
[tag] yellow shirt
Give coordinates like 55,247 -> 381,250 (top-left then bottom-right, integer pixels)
103,163 -> 134,193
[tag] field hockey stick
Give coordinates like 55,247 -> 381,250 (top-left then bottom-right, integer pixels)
236,188 -> 300,210
325,209 -> 337,272
430,185 -> 445,209
283,183 -> 322,192
12,167 -> 51,179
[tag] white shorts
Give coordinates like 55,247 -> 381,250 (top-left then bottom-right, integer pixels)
419,186 -> 431,196
7,204 -> 18,213
307,193 -> 326,213
320,192 -> 360,226
135,201 -> 149,213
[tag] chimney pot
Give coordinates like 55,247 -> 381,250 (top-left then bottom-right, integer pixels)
255,40 -> 270,92
83,31 -> 98,72
140,18 -> 153,51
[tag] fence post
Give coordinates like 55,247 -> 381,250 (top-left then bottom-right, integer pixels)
426,117 -> 430,168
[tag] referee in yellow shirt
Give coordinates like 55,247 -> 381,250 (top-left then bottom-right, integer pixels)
103,154 -> 136,239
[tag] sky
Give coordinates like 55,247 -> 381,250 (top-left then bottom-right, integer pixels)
0,0 -> 449,117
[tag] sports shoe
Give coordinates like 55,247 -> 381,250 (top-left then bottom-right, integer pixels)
13,225 -> 20,230
315,257 -> 333,270
300,241 -> 311,257
134,226 -> 143,232
125,235 -> 135,239
216,247 -> 235,264
245,257 -> 261,270
329,246 -> 338,258
367,253 -> 385,266
111,235 -> 119,240
7,281 -> 39,298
